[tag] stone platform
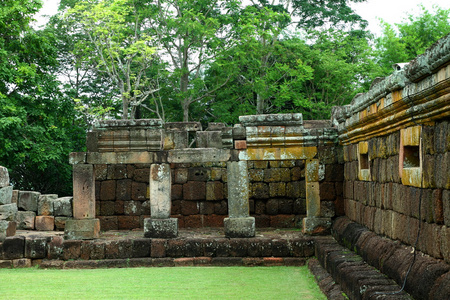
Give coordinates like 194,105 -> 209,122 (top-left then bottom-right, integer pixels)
0,228 -> 314,269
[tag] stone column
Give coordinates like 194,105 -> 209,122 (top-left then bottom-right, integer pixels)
144,163 -> 178,238
64,164 -> 100,239
224,161 -> 255,238
303,159 -> 331,235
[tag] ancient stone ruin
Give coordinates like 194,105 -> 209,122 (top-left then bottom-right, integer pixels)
0,33 -> 449,300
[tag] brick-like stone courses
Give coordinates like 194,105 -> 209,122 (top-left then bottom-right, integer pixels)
95,151 -> 343,230
331,217 -> 450,300
343,120 -> 450,262
0,234 -> 313,269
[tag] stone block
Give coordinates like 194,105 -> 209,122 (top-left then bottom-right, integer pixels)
188,167 -> 210,181
99,201 -> 115,216
115,179 -> 132,201
2,236 -> 25,259
118,216 -> 140,230
266,199 -> 278,215
144,218 -> 178,238
53,197 -> 73,217
98,216 -> 118,231
124,201 -> 141,216
306,182 -> 320,217
0,166 -> 10,188
16,211 -> 35,230
224,217 -> 255,238
54,217 -> 70,231
35,216 -> 55,231
38,194 -> 57,216
180,201 -> 199,215
73,164 -> 95,219
149,164 -> 171,218
174,168 -> 188,184
302,217 -> 332,235
64,218 -> 100,240
168,149 -> 230,163
0,186 -> 13,205
214,201 -> 228,215
0,203 -> 17,221
100,180 -> 116,201
269,182 -> 285,197
133,168 -> 150,183
131,181 -> 147,201
235,140 -> 247,149
206,181 -> 224,201
270,215 -> 295,228
18,191 -> 40,212
227,161 -> 250,218
319,182 -> 336,200
183,181 -> 205,200
251,182 -> 269,199
25,237 -> 47,259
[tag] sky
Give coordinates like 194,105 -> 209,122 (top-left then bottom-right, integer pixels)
34,0 -> 450,36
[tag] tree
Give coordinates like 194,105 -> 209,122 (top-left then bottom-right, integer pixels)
144,0 -> 242,122
375,5 -> 450,76
66,0 -> 160,120
0,0 -> 86,194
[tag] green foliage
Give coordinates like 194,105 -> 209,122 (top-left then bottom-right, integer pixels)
375,5 -> 450,76
65,0 -> 159,120
0,0 -> 86,195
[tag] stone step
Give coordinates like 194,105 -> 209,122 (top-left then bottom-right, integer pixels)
314,236 -> 412,300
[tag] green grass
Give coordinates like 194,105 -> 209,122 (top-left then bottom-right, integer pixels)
0,266 -> 326,299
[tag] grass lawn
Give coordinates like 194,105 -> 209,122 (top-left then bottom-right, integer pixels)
0,266 -> 326,299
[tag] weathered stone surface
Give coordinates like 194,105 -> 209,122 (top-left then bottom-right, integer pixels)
16,211 -> 35,230
206,181 -> 224,201
168,149 -> 230,163
144,218 -> 178,238
150,164 -> 171,219
53,197 -> 73,217
0,186 -> 13,205
227,161 -> 250,218
18,191 -> 40,212
25,237 -> 47,259
224,217 -> 256,238
302,217 -> 331,235
73,164 -> 95,219
54,217 -> 70,231
239,113 -> 303,126
2,236 -> 25,259
306,182 -> 320,217
182,181 -> 206,200
0,166 -> 10,188
38,194 -> 58,216
64,218 -> 100,240
35,216 -> 55,231
0,203 -> 17,221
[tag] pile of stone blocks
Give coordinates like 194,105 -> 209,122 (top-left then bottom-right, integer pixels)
16,191 -> 73,231
0,166 -> 16,241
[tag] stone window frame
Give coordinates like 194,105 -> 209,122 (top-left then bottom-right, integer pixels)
358,141 -> 370,181
399,125 -> 422,187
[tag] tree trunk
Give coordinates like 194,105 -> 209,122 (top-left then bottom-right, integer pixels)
180,72 -> 189,122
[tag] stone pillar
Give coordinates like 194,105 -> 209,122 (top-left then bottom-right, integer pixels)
303,159 -> 331,235
64,164 -> 100,239
144,163 -> 178,238
224,161 -> 255,238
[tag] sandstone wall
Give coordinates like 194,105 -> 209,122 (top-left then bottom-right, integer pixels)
93,154 -> 343,230
334,34 -> 450,263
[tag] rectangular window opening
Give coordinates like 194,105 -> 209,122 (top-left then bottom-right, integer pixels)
360,153 -> 369,170
403,146 -> 420,168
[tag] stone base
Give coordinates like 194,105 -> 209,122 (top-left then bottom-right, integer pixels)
144,218 -> 178,238
302,217 -> 332,235
64,218 -> 100,240
0,220 -> 16,242
224,217 -> 255,238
